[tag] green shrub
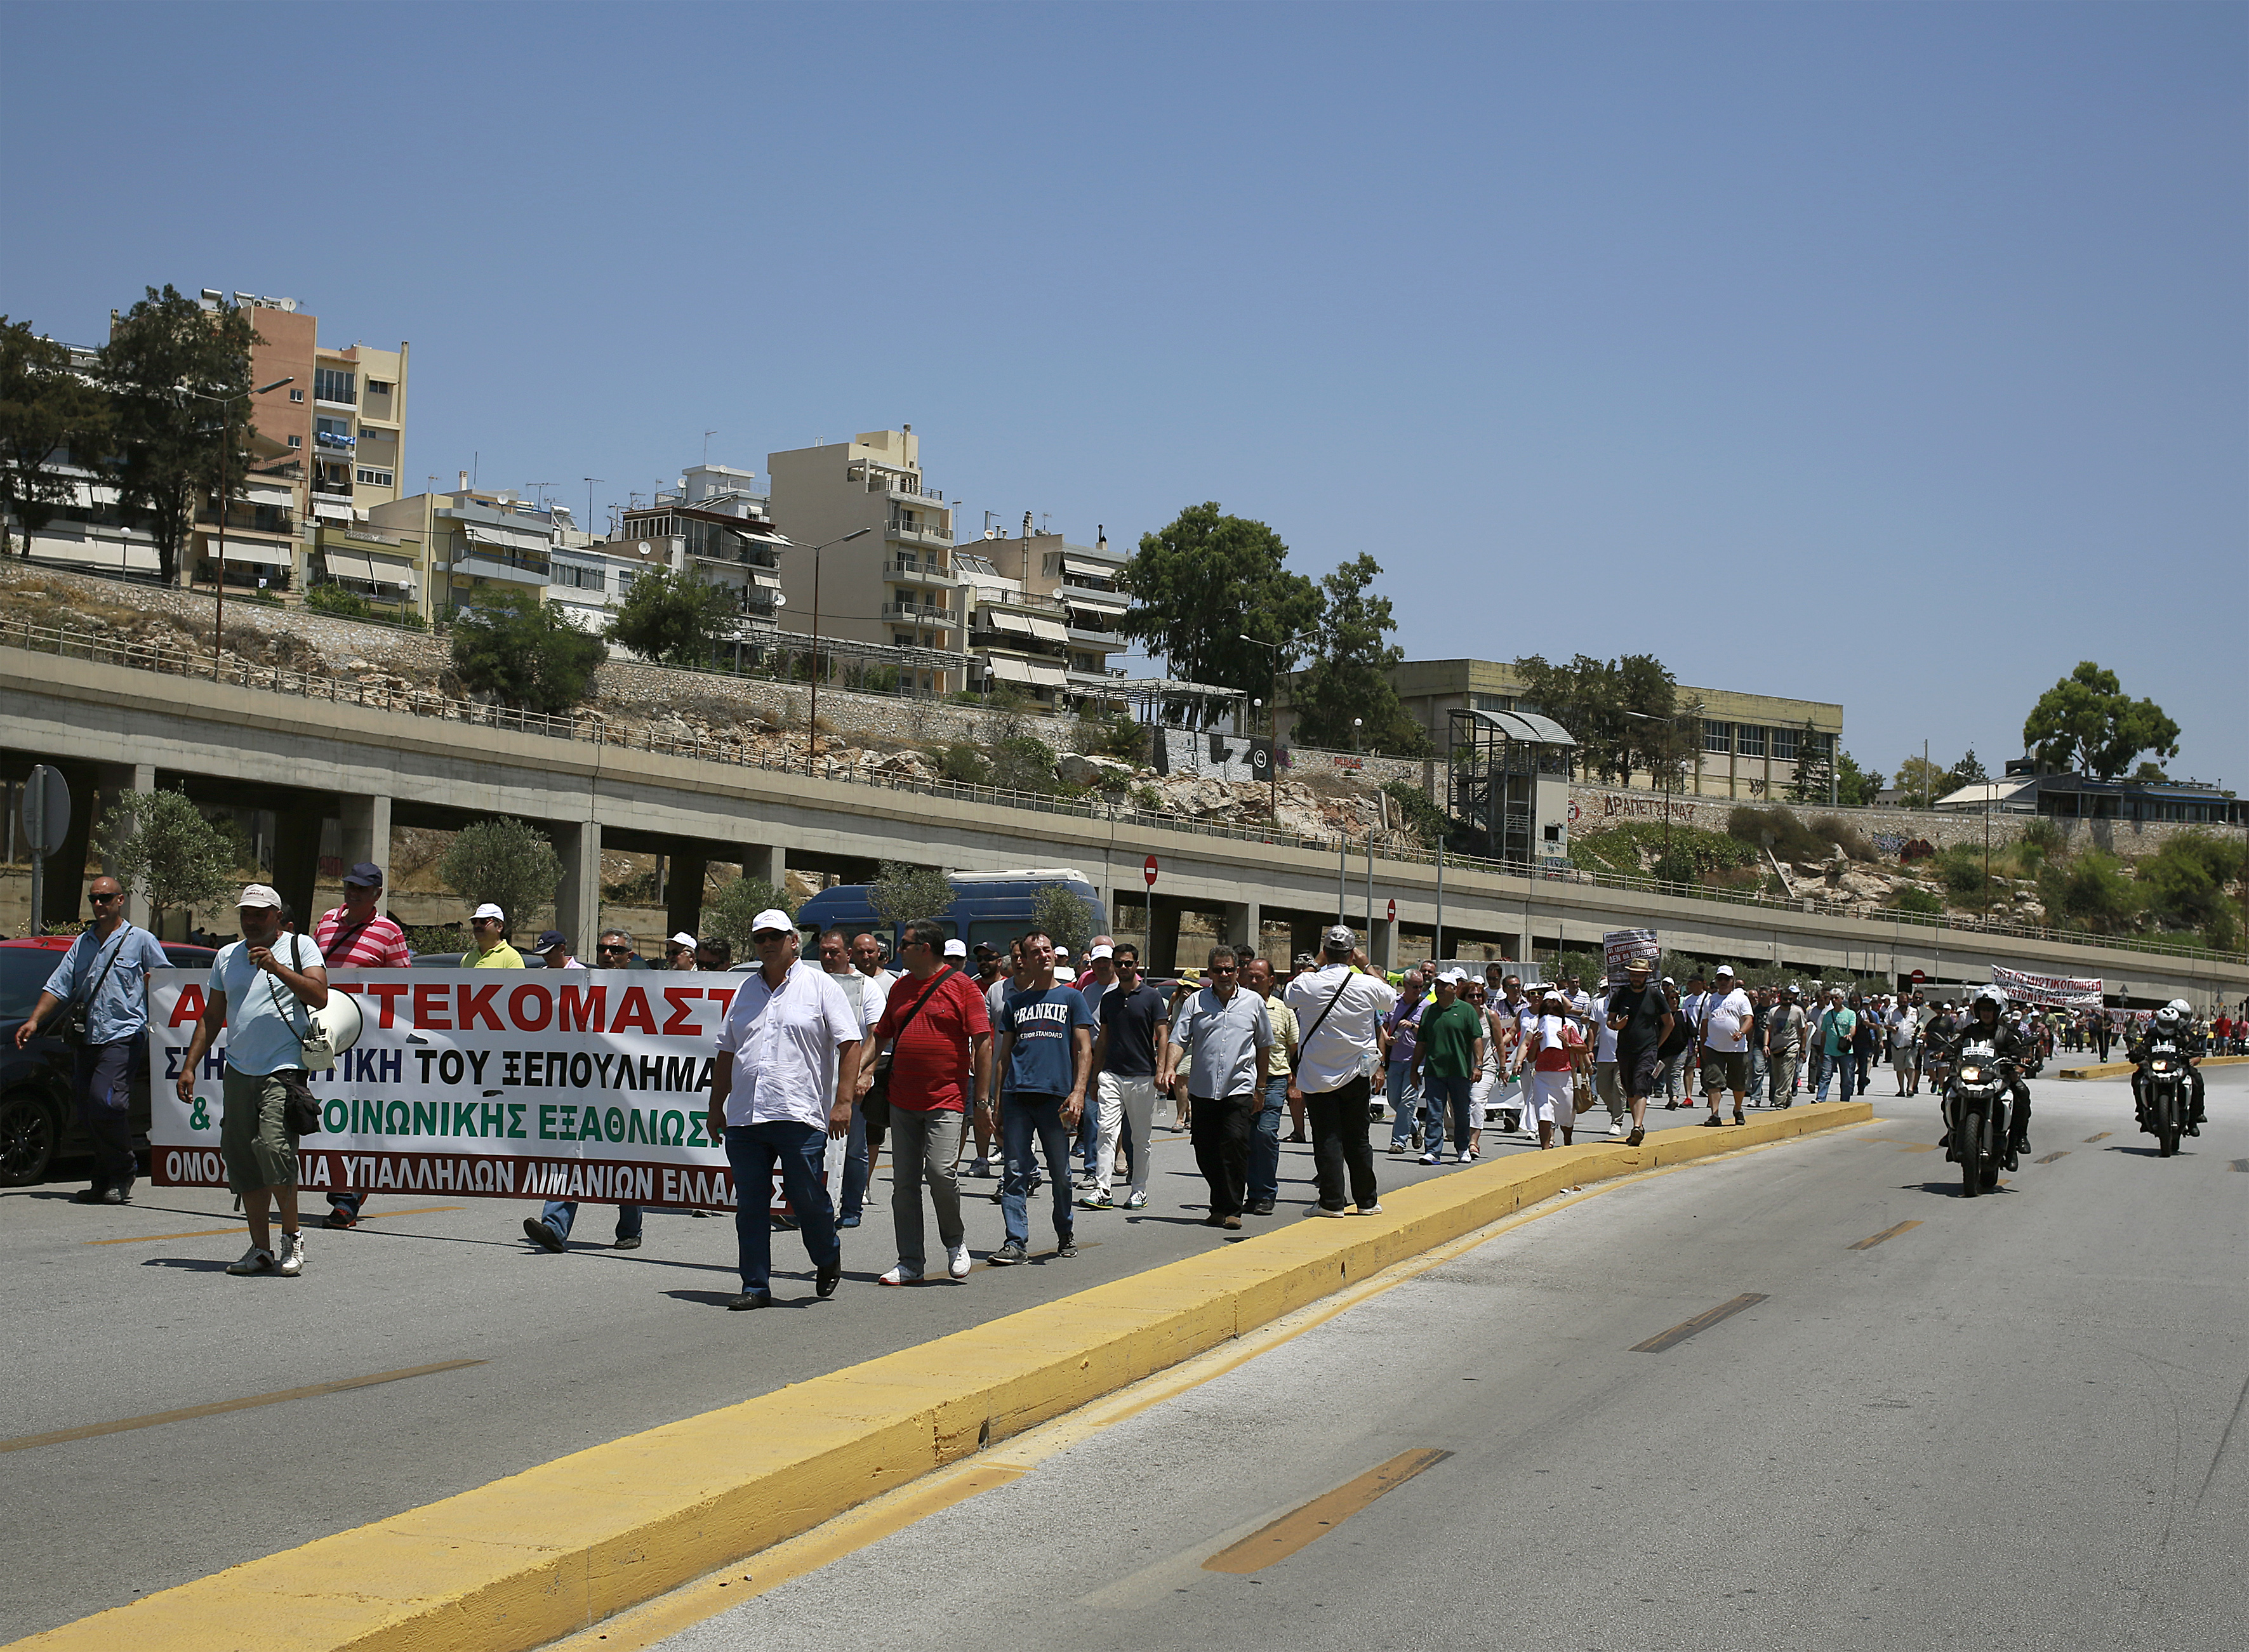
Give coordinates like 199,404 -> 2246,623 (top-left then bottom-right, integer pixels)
1937,845 -> 1991,898
1383,781 -> 1452,846
2134,832 -> 2246,934
989,736 -> 1058,795
1808,814 -> 1876,861
2038,851 -> 2137,934
1726,805 -> 1827,864
2021,817 -> 2065,856
1894,886 -> 1943,916
1651,850 -> 1700,888
1570,823 -> 1758,880
306,583 -> 371,619
939,744 -> 992,785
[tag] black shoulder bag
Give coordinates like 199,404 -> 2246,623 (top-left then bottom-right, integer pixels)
64,926 -> 133,1041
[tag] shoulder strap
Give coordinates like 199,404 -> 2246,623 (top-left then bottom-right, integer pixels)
321,914 -> 376,964
263,934 -> 317,1038
77,924 -> 133,1010
889,965 -> 957,1043
1297,972 -> 1355,1047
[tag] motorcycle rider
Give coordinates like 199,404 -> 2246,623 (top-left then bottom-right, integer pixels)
1941,986 -> 2034,1169
2127,1000 -> 2206,1138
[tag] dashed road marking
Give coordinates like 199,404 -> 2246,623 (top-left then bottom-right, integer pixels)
1203,1449 -> 1452,1572
1631,1293 -> 1770,1354
1848,1220 -> 1921,1250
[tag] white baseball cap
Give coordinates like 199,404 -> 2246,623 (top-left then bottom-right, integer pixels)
472,902 -> 506,922
1715,964 -> 1735,979
669,930 -> 699,948
748,911 -> 793,937
237,883 -> 283,910
1090,943 -> 1115,960
943,938 -> 967,958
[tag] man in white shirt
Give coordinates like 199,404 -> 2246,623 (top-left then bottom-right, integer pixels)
1283,925 -> 1398,1217
711,911 -> 865,1311
1588,975 -> 1629,1139
1889,995 -> 1922,1097
1699,964 -> 1755,1127
818,930 -> 880,1229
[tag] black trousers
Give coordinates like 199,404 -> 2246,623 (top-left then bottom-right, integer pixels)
74,1039 -> 138,1193
1190,1093 -> 1255,1217
1304,1076 -> 1379,1213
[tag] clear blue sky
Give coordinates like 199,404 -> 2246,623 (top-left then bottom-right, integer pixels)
4,1 -> 2242,791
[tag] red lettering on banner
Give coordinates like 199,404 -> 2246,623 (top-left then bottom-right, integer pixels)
364,982 -> 410,1028
413,983 -> 452,1030
704,985 -> 736,1014
661,988 -> 704,1035
457,982 -> 503,1030
611,987 -> 656,1034
508,983 -> 554,1031
557,984 -> 607,1033
168,984 -> 208,1028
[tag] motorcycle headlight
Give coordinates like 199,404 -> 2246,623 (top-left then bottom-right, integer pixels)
1959,1064 -> 1983,1083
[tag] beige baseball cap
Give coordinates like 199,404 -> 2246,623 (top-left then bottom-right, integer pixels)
236,883 -> 283,911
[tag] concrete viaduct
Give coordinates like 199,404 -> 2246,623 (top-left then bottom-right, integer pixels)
4,649 -> 2243,1008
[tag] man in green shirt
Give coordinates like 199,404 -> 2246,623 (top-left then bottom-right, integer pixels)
1815,985 -> 1857,1102
1411,971 -> 1487,1165
467,903 -> 524,968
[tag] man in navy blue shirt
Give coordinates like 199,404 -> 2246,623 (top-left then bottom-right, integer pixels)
984,930 -> 1092,1266
15,875 -> 171,1205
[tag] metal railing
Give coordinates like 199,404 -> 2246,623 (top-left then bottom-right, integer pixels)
880,600 -> 955,623
1,613 -> 2236,970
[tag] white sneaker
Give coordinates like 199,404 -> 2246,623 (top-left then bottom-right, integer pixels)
879,1263 -> 924,1286
1419,1153 -> 1441,1165
1124,1190 -> 1148,1210
946,1242 -> 971,1279
1606,1121 -> 1627,1139
226,1245 -> 275,1276
277,1231 -> 306,1277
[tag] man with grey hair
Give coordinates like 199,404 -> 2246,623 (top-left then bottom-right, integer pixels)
1165,945 -> 1273,1228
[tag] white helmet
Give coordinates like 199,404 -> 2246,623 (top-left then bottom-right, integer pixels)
2166,998 -> 2192,1017
2154,1005 -> 2185,1033
1971,985 -> 2008,1016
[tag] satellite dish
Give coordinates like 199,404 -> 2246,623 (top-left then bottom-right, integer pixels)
637,540 -> 651,555
773,595 -> 786,607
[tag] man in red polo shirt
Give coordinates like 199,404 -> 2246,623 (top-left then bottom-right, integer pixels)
315,862 -> 412,1229
873,916 -> 992,1285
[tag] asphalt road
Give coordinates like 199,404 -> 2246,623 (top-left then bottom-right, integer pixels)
660,1067 -> 2249,1652
3,1078 -> 1742,1641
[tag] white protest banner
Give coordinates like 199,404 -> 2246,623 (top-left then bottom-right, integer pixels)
1602,928 -> 1660,987
146,968 -> 776,1212
1989,965 -> 2104,1010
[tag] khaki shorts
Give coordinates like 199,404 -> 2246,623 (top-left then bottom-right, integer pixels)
221,1067 -> 298,1193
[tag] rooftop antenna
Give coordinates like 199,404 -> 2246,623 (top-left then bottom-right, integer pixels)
1021,510 -> 1032,584
585,478 -> 602,533
703,430 -> 717,466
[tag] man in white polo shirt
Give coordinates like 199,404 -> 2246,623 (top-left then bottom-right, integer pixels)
1699,964 -> 1755,1127
709,909 -> 865,1311
1284,926 -> 1398,1217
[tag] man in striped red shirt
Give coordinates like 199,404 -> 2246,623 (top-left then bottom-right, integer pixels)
316,863 -> 411,1228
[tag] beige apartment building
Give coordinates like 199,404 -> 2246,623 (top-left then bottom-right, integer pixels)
366,479 -> 562,621
955,522 -> 1129,697
1275,658 -> 1845,801
169,291 -> 409,598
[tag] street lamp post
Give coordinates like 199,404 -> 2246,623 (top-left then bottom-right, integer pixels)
185,376 -> 295,675
805,526 -> 873,772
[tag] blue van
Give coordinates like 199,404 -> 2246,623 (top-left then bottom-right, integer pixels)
793,868 -> 1106,956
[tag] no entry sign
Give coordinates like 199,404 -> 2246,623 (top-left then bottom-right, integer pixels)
1386,898 -> 1396,923
1143,854 -> 1159,889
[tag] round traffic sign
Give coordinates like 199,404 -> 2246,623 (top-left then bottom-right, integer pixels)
1386,897 -> 1396,923
1910,968 -> 1927,982
1143,854 -> 1158,889
21,764 -> 68,858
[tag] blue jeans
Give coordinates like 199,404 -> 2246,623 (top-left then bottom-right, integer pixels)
839,1105 -> 869,1220
1247,1074 -> 1287,1202
1386,1060 -> 1421,1147
74,1040 -> 138,1194
1816,1048 -> 1856,1102
1078,1081 -> 1102,1179
724,1121 -> 839,1292
540,1199 -> 643,1242
1422,1073 -> 1475,1155
1001,1094 -> 1076,1246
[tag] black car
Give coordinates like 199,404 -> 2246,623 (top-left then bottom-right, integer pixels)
0,939 -> 215,1186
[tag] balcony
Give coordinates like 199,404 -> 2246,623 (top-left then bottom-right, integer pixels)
886,520 -> 951,548
880,600 -> 957,628
1060,580 -> 1127,613
454,550 -> 550,586
883,555 -> 953,584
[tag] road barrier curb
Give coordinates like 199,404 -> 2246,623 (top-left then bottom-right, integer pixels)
2059,1054 -> 2246,1081
15,1099 -> 1872,1652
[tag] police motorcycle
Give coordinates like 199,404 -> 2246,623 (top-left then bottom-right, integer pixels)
2134,1001 -> 2197,1159
1942,987 -> 2026,1198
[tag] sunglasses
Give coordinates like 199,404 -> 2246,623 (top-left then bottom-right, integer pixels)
595,943 -> 630,955
90,891 -> 123,903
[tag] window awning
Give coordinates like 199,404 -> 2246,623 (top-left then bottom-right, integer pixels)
243,480 -> 295,507
748,569 -> 782,590
362,555 -> 417,588
985,609 -> 1034,637
323,550 -> 376,581
206,537 -> 293,567
463,525 -> 550,553
1059,555 -> 1115,579
311,499 -> 354,522
1023,659 -> 1068,687
1021,614 -> 1069,643
984,654 -> 1035,684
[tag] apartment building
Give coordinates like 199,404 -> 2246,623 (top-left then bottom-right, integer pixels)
1274,658 -> 1846,800
366,477 -> 559,619
175,291 -> 409,596
766,428 -> 962,695
949,522 -> 1129,701
606,464 -> 790,633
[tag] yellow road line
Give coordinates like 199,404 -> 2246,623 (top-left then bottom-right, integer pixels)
0,1359 -> 486,1455
84,1206 -> 463,1245
1848,1219 -> 1922,1250
1203,1448 -> 1452,1573
1630,1292 -> 1769,1354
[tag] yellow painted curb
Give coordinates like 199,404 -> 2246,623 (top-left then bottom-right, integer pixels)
12,1100 -> 1871,1652
2059,1054 -> 2247,1081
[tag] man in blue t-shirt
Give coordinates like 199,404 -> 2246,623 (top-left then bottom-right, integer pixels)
985,929 -> 1092,1266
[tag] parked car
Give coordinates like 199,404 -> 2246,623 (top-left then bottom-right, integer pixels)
0,935 -> 216,1186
